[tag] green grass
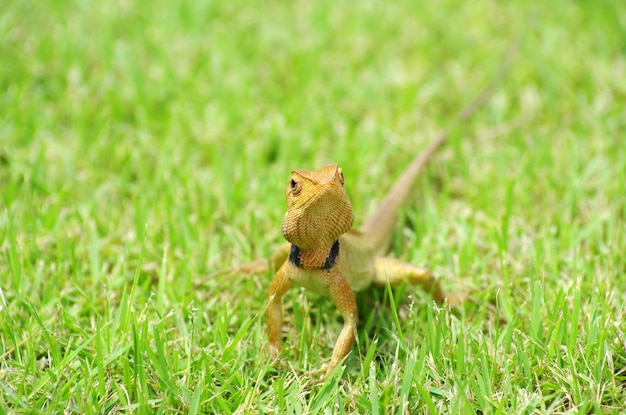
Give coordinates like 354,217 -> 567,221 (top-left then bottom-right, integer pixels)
2,0 -> 625,413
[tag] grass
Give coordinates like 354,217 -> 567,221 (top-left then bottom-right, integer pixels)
1,0 -> 625,413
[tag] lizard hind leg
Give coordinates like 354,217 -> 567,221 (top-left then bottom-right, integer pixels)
373,257 -> 445,304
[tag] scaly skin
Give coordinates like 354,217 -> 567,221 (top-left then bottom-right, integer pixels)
266,153 -> 449,375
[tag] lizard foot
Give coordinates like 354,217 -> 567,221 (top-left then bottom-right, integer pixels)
304,363 -> 341,386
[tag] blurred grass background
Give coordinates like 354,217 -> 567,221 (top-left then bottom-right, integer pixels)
1,0 -> 625,413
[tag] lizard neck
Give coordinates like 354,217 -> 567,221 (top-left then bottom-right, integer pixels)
289,240 -> 340,270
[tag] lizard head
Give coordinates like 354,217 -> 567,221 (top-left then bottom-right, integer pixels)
281,163 -> 354,250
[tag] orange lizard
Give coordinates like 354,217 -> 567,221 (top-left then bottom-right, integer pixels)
266,140 -> 449,376
221,74 -> 502,375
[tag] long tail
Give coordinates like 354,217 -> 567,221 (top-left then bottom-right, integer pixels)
360,51 -> 514,255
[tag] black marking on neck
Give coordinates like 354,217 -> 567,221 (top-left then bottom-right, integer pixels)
323,240 -> 340,269
288,244 -> 302,267
289,240 -> 340,270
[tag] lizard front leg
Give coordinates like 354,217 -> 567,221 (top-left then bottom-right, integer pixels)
267,265 -> 292,357
324,269 -> 358,375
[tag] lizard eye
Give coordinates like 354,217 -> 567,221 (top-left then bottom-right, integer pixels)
289,178 -> 301,195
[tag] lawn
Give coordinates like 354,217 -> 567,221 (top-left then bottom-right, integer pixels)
1,0 -> 625,413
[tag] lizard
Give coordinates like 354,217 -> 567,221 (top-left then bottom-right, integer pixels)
216,69 -> 505,375
266,144 -> 449,376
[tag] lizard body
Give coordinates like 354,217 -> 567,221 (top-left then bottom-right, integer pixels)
267,150 -> 447,375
